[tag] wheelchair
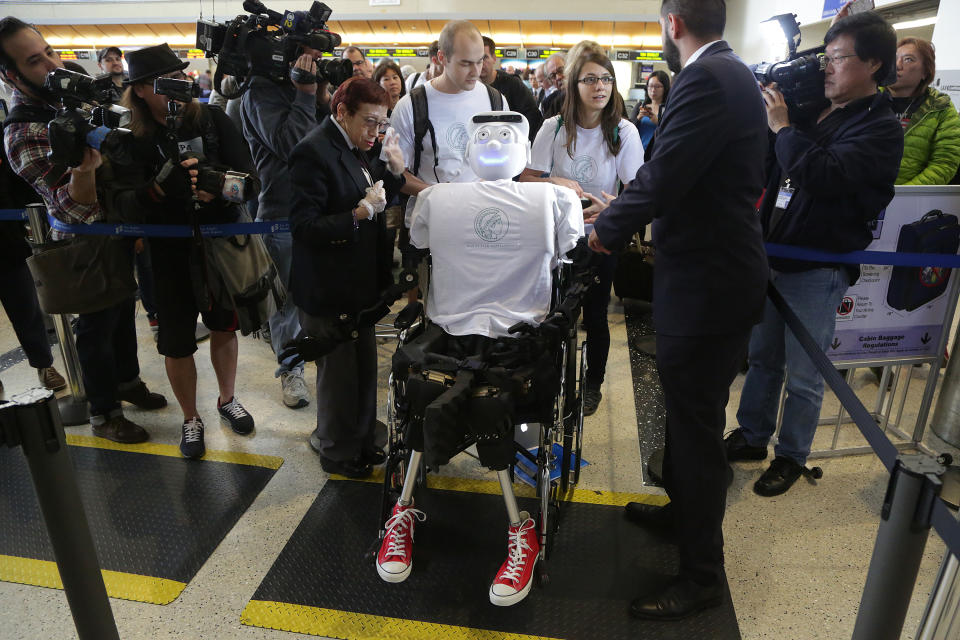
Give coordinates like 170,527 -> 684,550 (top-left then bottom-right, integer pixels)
378,242 -> 597,587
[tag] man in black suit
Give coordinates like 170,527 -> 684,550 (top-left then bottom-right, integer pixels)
480,36 -> 543,141
588,0 -> 769,620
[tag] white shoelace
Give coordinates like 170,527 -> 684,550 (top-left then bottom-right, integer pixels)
498,519 -> 536,585
283,373 -> 308,396
182,418 -> 203,443
383,507 -> 426,557
221,399 -> 249,419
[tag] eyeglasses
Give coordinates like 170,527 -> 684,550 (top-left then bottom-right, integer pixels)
579,75 -> 614,86
822,53 -> 858,68
548,70 -> 564,81
361,116 -> 390,132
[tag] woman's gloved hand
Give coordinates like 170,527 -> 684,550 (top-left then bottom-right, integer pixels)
382,127 -> 405,177
356,180 -> 386,220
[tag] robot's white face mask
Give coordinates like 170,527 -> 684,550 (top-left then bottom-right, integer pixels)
466,111 -> 530,180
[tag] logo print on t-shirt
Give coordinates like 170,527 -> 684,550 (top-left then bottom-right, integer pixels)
572,155 -> 598,184
446,122 -> 469,154
474,208 -> 509,243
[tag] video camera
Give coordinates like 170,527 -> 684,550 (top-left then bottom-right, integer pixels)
43,68 -> 135,168
195,0 -> 352,99
752,13 -> 828,120
152,77 -> 254,204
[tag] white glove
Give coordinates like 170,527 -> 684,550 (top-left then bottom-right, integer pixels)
382,127 -> 405,177
357,180 -> 386,220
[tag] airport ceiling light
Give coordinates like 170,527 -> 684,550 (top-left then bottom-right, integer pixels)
892,16 -> 937,29
45,34 -> 194,47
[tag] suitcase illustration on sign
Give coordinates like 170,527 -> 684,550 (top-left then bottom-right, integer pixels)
886,210 -> 960,312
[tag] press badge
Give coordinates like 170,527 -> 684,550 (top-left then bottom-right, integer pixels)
775,179 -> 795,211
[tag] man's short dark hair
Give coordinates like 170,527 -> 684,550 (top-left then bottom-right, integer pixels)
428,40 -> 440,59
824,12 -> 896,83
343,45 -> 365,60
0,16 -> 39,75
482,36 -> 495,55
660,0 -> 726,39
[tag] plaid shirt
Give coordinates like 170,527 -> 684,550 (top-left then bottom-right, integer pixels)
3,89 -> 101,240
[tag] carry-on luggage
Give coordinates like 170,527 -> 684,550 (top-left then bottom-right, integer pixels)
886,209 -> 960,312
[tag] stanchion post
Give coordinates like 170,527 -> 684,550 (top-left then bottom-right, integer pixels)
0,388 -> 119,640
916,548 -> 960,640
851,453 -> 944,640
23,203 -> 88,426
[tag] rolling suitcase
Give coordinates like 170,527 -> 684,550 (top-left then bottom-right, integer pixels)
886,209 -> 960,312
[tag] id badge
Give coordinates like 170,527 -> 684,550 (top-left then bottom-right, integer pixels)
775,187 -> 794,210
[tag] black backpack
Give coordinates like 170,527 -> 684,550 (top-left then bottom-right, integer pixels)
0,101 -> 54,209
409,83 -> 504,178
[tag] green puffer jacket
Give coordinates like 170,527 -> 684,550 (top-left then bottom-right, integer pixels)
896,87 -> 960,185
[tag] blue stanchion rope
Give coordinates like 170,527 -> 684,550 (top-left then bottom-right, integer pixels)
767,283 -> 960,559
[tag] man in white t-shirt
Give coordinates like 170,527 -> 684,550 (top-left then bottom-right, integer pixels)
388,21 -> 508,224
376,112 -> 583,608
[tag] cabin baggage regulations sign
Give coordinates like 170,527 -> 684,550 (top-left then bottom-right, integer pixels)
828,187 -> 960,363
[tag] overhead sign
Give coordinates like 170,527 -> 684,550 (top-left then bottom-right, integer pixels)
495,48 -> 519,59
186,49 -> 205,59
57,50 -> 78,60
319,47 -> 346,58
362,47 -> 421,58
525,48 -> 565,60
614,50 -> 663,61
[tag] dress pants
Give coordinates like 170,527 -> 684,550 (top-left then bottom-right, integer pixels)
74,297 -> 140,418
657,329 -> 751,585
0,261 -> 54,369
308,322 -> 377,461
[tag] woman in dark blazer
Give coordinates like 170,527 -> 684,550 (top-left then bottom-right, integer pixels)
289,78 -> 406,478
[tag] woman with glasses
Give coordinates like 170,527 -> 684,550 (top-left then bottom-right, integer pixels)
520,49 -> 643,417
288,78 -> 407,478
631,70 -> 670,149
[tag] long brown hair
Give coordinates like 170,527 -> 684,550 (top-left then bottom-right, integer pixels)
559,50 -> 625,158
897,37 -> 936,96
121,82 -> 203,138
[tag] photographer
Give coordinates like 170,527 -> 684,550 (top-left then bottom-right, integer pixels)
106,43 -> 260,459
727,12 -> 904,496
0,17 -> 166,444
240,38 -> 323,411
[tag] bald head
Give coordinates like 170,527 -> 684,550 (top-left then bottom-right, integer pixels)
436,20 -> 484,93
439,20 -> 481,58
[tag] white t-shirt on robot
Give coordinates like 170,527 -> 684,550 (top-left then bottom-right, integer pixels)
389,80 -> 509,225
529,115 -> 644,202
409,111 -> 584,339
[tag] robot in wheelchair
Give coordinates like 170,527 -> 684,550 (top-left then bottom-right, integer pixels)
375,111 -> 598,606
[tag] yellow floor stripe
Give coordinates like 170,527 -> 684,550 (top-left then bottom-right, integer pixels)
241,600 -> 561,640
65,434 -> 283,470
330,473 -> 668,508
0,554 -> 186,605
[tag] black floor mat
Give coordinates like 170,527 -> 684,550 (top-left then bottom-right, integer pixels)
243,478 -> 740,639
624,300 -> 666,486
0,438 -> 281,604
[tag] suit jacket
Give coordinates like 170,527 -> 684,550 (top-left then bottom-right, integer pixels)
592,41 -> 769,336
288,116 -> 404,320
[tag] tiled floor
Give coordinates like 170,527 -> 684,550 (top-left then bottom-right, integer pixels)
0,297 -> 956,639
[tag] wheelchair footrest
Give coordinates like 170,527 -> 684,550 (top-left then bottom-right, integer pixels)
514,443 -> 589,489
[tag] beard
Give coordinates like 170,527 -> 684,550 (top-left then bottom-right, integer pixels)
662,32 -> 682,74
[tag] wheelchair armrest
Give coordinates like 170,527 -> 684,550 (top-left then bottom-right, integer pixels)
395,301 -> 423,331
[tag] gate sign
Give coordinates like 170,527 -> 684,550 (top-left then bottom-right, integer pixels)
828,187 -> 960,363
615,50 -> 663,61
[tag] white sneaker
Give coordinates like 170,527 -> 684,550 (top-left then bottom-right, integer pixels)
281,371 -> 309,409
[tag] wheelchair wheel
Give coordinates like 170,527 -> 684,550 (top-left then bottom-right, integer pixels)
559,333 -> 580,492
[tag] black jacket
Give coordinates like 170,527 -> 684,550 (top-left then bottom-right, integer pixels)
761,91 -> 903,280
288,116 -> 404,320
104,105 -> 260,226
490,69 -> 542,141
592,41 -> 769,337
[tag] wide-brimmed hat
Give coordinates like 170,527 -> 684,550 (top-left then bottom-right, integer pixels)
124,43 -> 188,85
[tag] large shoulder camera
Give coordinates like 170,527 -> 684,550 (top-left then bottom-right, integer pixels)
752,13 -> 828,120
196,0 -> 352,99
43,67 -> 134,168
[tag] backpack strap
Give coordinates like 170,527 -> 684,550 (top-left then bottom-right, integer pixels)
485,84 -> 503,111
410,84 -> 437,179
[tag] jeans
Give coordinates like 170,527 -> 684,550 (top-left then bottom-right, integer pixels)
75,297 -> 140,418
260,228 -> 303,376
736,268 -> 850,465
583,253 -> 617,389
0,261 -> 54,370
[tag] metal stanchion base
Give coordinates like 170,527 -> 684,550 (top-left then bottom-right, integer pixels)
57,395 -> 88,427
938,466 -> 960,510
